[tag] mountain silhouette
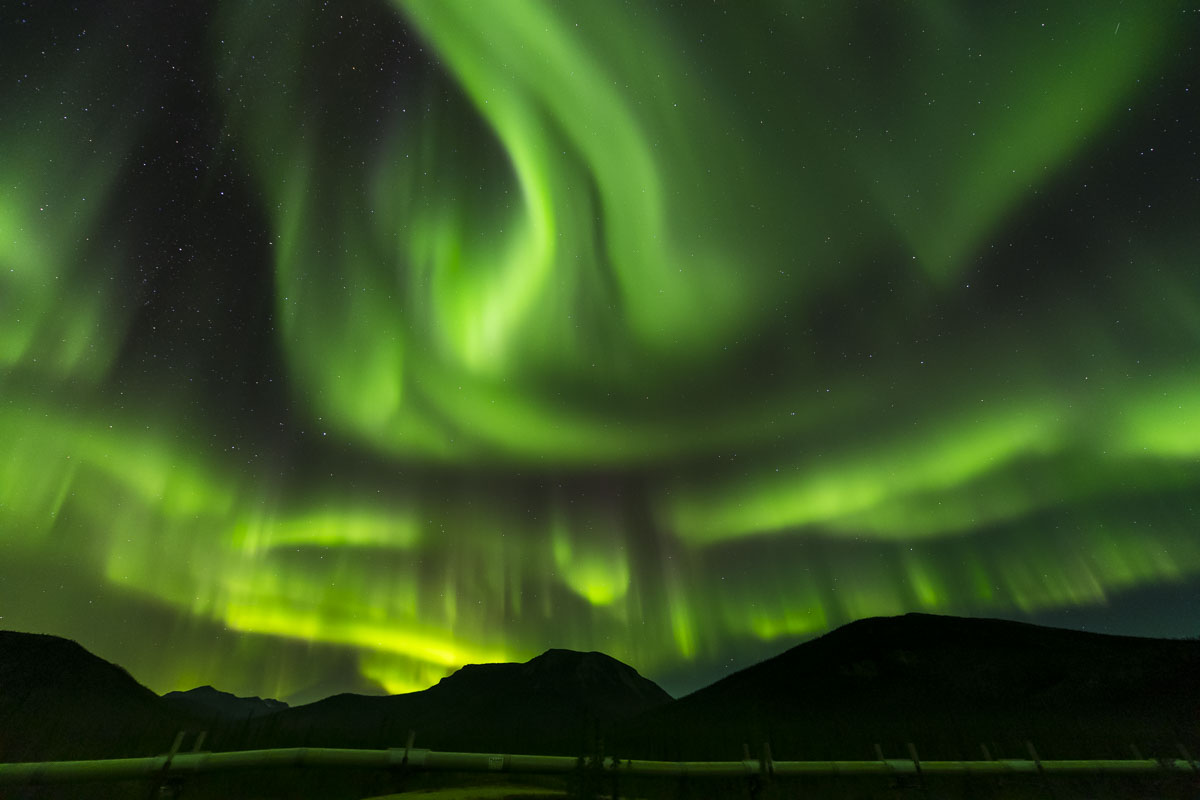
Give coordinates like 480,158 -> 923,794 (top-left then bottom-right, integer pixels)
281,670 -> 388,708
4,614 -> 1199,771
162,685 -> 287,721
244,648 -> 673,755
0,631 -> 188,762
611,613 -> 1200,761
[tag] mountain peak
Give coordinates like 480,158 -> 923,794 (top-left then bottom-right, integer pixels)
0,629 -> 91,663
162,684 -> 287,718
0,630 -> 155,701
429,647 -> 673,717
523,648 -> 658,684
0,630 -> 181,761
527,648 -> 622,667
615,613 -> 1200,760
536,647 -> 598,658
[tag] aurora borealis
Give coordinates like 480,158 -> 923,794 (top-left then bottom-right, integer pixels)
1,0 -> 1198,701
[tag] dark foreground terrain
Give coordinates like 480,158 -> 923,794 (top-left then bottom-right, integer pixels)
2,614 -> 1198,799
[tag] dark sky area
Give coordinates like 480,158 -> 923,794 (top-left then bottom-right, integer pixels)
1,0 -> 1198,702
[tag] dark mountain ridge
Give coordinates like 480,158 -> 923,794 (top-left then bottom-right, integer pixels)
247,647 -> 673,755
162,685 -> 288,720
429,648 -> 671,714
0,631 -> 189,762
3,614 -> 1198,766
612,612 -> 1200,760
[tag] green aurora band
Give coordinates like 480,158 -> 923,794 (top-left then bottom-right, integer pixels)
1,0 -> 1198,698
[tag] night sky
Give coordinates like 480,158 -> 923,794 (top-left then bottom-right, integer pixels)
2,1 -> 1198,702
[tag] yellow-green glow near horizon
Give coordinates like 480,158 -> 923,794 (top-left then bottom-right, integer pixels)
1,0 -> 1198,701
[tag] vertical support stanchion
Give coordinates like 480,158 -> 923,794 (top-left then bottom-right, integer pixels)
907,741 -> 927,797
386,730 -> 417,797
876,743 -> 901,790
1129,743 -> 1144,761
759,743 -> 773,800
1177,742 -> 1199,773
155,731 -> 187,800
1177,740 -> 1200,795
874,743 -> 893,794
743,743 -> 761,800
166,731 -> 185,758
595,735 -> 606,800
906,742 -> 921,773
191,731 -> 207,753
403,731 -> 417,769
1026,740 -> 1055,800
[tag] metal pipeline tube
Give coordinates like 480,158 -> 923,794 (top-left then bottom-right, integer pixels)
2,749 -> 1198,785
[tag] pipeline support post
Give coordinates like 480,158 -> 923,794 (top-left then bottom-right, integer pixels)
742,743 -> 763,800
875,743 -> 900,790
386,729 -> 417,795
1026,740 -> 1056,800
155,730 -> 191,800
1177,742 -> 1199,774
907,741 -> 928,799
